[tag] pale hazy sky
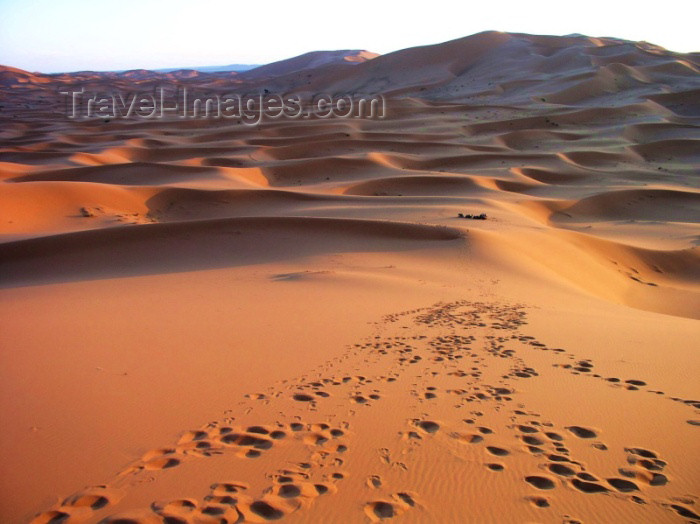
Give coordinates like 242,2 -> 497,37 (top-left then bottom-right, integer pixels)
0,0 -> 697,73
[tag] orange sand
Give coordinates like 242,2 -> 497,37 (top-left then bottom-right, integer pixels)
0,32 -> 699,523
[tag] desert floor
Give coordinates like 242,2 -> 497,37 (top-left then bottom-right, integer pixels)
1,33 -> 699,523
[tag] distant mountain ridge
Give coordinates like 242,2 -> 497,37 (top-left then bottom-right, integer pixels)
155,49 -> 378,74
155,64 -> 260,73
0,49 -> 377,78
239,50 -> 378,79
1,32 -> 697,111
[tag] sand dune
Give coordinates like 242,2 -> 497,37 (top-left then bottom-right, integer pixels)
344,175 -> 490,197
0,31 -> 699,524
0,216 -> 462,286
240,50 -> 377,80
545,188 -> 700,223
8,162 -> 233,186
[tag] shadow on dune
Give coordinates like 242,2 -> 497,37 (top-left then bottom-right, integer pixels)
0,216 -> 463,288
7,162 -> 226,186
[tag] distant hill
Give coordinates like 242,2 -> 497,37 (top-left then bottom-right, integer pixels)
2,33 -> 697,109
240,50 -> 378,79
155,64 -> 260,73
252,31 -> 699,105
0,49 -> 378,84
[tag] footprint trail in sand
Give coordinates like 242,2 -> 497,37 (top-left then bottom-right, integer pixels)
32,300 -> 699,523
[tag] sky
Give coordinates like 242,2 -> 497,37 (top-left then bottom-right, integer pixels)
0,0 -> 697,73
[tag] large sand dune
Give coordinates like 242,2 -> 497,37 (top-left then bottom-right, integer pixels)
0,31 -> 699,523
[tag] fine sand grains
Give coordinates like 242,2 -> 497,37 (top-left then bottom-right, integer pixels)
29,301 -> 700,523
1,31 -> 699,523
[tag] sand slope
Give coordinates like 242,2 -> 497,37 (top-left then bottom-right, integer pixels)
0,32 -> 699,523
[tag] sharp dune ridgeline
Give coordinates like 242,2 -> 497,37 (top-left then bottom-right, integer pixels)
1,31 -> 699,523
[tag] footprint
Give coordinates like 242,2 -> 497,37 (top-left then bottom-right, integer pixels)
525,476 -> 556,490
606,478 -> 639,492
521,435 -> 545,446
649,473 -> 669,486
210,482 -> 249,495
365,501 -> 398,521
451,432 -> 483,444
246,393 -> 268,400
517,425 -> 538,434
178,430 -> 208,444
526,495 -> 550,508
62,492 -> 110,510
545,432 -> 564,441
395,493 -> 416,507
221,433 -> 273,450
32,486 -> 124,524
364,492 -> 416,521
293,393 -> 315,402
151,498 -> 198,519
625,447 -> 657,459
668,504 -> 700,520
417,420 -> 440,434
566,426 -> 597,439
571,478 -> 609,494
486,446 -> 510,456
548,463 -> 576,477
243,500 -> 287,520
30,510 -> 71,524
144,456 -> 180,470
367,475 -> 382,488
